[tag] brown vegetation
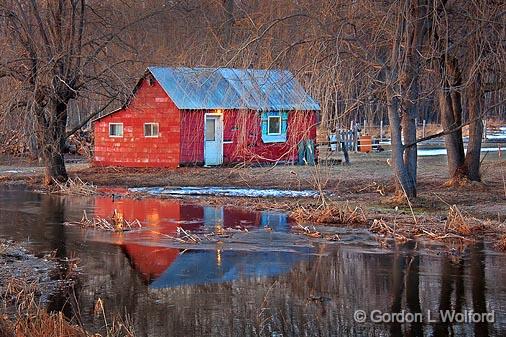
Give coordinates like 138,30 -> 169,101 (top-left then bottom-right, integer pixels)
496,236 -> 506,251
0,279 -> 136,337
0,256 -> 135,337
50,177 -> 97,196
290,202 -> 368,226
64,210 -> 142,232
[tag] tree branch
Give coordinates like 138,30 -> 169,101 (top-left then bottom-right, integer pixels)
65,95 -> 118,138
404,98 -> 506,148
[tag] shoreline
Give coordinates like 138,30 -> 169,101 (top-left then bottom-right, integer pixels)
1,152 -> 505,250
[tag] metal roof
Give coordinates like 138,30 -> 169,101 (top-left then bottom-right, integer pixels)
147,66 -> 320,111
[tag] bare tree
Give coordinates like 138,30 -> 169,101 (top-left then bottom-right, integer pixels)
433,0 -> 505,182
0,0 -> 164,184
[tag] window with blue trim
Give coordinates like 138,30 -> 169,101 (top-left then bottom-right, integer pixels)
261,111 -> 288,143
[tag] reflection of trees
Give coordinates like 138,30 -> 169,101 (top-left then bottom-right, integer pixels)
405,242 -> 423,337
40,195 -> 66,257
433,254 -> 459,337
471,241 -> 489,337
390,250 -> 405,337
41,195 -> 80,322
389,241 -> 423,337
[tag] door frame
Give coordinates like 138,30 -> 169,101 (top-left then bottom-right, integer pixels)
204,113 -> 224,166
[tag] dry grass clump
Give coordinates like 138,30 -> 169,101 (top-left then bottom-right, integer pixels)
369,219 -> 408,243
50,176 -> 97,195
445,205 -> 473,235
1,278 -> 87,337
64,210 -> 142,232
290,201 -> 368,226
2,278 -> 39,312
1,278 -> 136,337
496,236 -> 506,251
443,175 -> 471,188
13,310 -> 88,337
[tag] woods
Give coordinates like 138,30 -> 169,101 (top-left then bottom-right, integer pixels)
0,0 -> 504,193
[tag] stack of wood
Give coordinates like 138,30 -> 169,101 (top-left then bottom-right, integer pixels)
0,131 -> 30,156
66,130 -> 92,157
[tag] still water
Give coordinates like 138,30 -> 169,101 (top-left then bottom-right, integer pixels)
0,186 -> 505,337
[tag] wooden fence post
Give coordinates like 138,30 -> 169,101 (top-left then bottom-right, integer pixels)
483,119 -> 487,142
422,119 -> 426,138
380,120 -> 383,142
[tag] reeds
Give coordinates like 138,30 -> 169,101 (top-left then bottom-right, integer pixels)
64,210 -> 142,232
445,205 -> 472,235
1,277 -> 136,337
290,201 -> 367,226
51,176 -> 97,195
152,225 -> 251,244
369,219 -> 408,243
496,235 -> 506,251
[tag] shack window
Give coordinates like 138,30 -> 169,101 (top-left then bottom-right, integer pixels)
261,111 -> 288,143
144,123 -> 159,137
268,116 -> 281,135
205,118 -> 216,141
109,123 -> 123,137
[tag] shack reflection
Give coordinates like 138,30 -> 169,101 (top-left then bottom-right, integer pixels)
93,196 -> 300,287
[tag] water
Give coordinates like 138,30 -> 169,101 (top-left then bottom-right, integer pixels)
1,186 -> 506,336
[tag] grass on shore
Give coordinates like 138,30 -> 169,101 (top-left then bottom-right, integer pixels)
1,276 -> 135,337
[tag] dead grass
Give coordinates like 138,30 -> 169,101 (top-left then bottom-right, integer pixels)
496,235 -> 506,251
50,176 -> 97,195
290,201 -> 368,226
445,205 -> 473,235
369,219 -> 409,244
64,210 -> 142,232
1,277 -> 136,337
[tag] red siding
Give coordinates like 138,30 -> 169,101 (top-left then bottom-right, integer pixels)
180,109 -> 317,165
180,110 -> 205,164
93,79 -> 181,167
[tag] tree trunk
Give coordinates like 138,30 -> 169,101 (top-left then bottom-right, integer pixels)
387,86 -> 417,198
439,88 -> 465,177
464,72 -> 484,181
438,57 -> 466,178
36,100 -> 69,185
223,0 -> 234,46
401,92 -> 418,185
42,148 -> 68,185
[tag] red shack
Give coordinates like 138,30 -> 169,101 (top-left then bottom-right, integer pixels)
93,67 -> 320,167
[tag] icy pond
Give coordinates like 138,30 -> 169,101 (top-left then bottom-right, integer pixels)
0,186 -> 505,336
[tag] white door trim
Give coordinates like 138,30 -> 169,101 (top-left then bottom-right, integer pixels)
204,113 -> 224,166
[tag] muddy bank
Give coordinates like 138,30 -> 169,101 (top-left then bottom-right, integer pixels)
0,240 -> 60,309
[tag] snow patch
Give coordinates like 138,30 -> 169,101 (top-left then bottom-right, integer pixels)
418,147 -> 500,157
129,186 -> 319,198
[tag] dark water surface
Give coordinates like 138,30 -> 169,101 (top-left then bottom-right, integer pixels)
0,186 -> 505,337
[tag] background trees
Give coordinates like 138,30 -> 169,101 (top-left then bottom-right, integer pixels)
0,0 -> 165,183
0,0 -> 504,190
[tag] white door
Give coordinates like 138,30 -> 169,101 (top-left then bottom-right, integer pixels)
204,114 -> 223,166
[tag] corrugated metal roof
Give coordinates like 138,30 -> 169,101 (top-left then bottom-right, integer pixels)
148,66 -> 320,111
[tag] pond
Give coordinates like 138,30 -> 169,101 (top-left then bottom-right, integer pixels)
0,186 -> 505,337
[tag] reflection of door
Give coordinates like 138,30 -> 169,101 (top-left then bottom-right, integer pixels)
204,114 -> 223,166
